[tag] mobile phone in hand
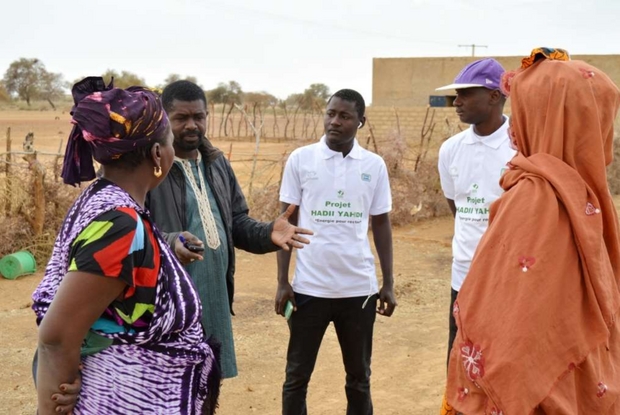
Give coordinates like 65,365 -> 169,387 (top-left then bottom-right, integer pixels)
284,300 -> 294,320
185,242 -> 205,253
178,235 -> 205,253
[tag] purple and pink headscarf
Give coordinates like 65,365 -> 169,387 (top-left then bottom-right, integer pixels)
61,77 -> 169,186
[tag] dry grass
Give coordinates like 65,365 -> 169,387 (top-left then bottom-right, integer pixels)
1,114 -> 619,267
0,98 -> 73,113
0,158 -> 80,265
247,183 -> 282,221
244,125 -> 450,226
377,128 -> 450,225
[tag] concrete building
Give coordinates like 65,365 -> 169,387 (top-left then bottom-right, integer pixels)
372,55 -> 620,107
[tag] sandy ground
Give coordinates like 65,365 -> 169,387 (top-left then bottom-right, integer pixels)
0,111 -> 477,413
0,218 -> 455,415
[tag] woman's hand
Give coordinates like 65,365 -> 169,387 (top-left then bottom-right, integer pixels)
51,367 -> 82,414
37,272 -> 126,414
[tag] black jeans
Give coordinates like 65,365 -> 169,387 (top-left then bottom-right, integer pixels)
447,288 -> 458,366
282,293 -> 377,415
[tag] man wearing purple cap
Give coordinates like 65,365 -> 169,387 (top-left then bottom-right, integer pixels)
436,58 -> 516,365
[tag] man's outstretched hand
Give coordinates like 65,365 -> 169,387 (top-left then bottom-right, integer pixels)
271,204 -> 313,251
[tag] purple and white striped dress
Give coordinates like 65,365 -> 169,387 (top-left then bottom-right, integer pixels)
33,180 -> 220,414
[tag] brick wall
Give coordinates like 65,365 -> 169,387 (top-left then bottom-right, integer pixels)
364,105 -> 620,149
372,54 -> 620,107
364,106 -> 472,148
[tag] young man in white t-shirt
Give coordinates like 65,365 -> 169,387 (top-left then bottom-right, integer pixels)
275,89 -> 397,415
436,58 -> 516,365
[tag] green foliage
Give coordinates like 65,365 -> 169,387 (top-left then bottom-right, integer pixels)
244,91 -> 277,107
3,58 -> 66,108
101,69 -> 146,89
2,59 -> 334,114
158,73 -> 200,89
285,83 -> 330,111
39,71 -> 67,110
3,58 -> 46,105
284,93 -> 303,107
305,83 -> 330,101
206,80 -> 243,104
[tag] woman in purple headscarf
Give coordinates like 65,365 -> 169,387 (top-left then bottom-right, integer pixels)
33,77 -> 220,414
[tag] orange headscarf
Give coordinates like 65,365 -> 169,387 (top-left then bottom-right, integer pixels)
446,53 -> 620,414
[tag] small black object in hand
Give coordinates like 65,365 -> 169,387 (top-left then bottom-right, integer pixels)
185,242 -> 205,253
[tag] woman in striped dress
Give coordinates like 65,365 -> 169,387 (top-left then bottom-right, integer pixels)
33,77 -> 220,414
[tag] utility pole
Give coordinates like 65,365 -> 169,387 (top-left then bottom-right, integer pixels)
458,44 -> 488,57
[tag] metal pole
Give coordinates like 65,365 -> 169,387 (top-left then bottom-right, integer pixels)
458,44 -> 488,57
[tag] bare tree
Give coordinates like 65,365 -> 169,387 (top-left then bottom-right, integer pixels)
237,104 -> 246,138
209,102 -> 216,138
414,107 -> 436,172
224,104 -> 235,136
302,112 -> 309,139
218,103 -> 227,137
271,103 -> 279,138
234,104 -> 265,198
244,91 -> 276,139
292,106 -> 301,138
311,101 -> 324,139
207,81 -> 243,137
279,100 -> 291,139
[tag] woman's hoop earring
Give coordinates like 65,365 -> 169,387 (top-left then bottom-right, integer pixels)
154,166 -> 162,178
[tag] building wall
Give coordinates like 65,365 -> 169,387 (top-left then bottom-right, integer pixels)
372,55 -> 620,107
364,106 -> 467,146
365,104 -> 619,149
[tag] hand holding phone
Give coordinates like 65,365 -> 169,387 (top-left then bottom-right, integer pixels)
284,300 -> 294,320
185,242 -> 205,253
179,235 -> 205,253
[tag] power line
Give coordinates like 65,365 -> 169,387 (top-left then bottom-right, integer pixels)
204,1 -> 456,47
458,44 -> 488,57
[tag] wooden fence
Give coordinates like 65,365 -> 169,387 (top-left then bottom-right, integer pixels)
0,106 -> 449,233
1,127 -> 66,236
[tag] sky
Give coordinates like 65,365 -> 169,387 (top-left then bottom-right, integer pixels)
1,0 -> 619,103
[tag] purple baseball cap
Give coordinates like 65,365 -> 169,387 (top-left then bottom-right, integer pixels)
436,58 -> 505,92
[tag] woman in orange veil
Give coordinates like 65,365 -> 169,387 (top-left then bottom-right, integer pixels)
444,48 -> 620,414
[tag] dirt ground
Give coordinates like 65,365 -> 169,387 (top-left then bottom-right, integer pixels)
0,111 -> 534,413
0,216 -> 454,414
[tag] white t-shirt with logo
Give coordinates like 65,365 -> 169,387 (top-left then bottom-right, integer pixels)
438,117 -> 515,291
280,136 -> 392,298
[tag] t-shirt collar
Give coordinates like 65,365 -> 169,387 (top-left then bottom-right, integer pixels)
462,116 -> 509,149
319,135 -> 362,159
